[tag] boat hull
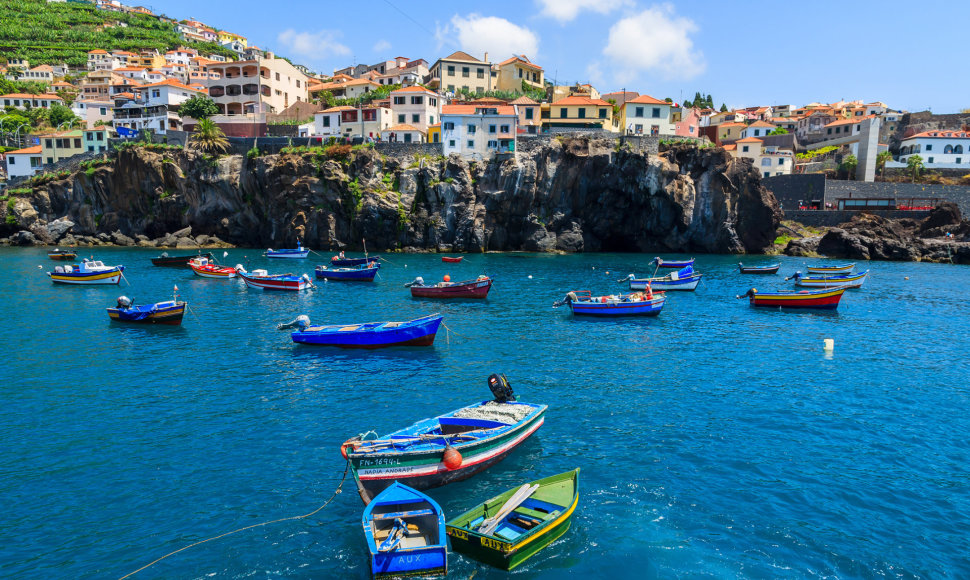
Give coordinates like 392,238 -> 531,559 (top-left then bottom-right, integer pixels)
152,253 -> 213,266
410,278 -> 492,299
238,272 -> 309,290
315,266 -> 378,281
630,273 -> 701,291
190,264 -> 236,278
739,264 -> 780,274
656,258 -> 694,268
349,404 -> 546,504
445,469 -> 579,571
364,483 -> 447,579
793,271 -> 868,289
107,302 -> 185,325
441,256 -> 463,263
806,263 -> 855,274
48,253 -> 77,261
49,267 -> 124,285
748,288 -> 846,309
292,315 -> 442,349
266,248 -> 309,259
570,295 -> 665,317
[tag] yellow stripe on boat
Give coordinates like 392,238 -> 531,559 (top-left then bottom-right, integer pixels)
50,270 -> 120,281
509,492 -> 579,552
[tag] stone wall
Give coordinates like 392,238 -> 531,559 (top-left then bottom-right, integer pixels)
787,209 -> 932,227
764,174 -> 970,215
373,142 -> 442,157
763,174 -> 827,211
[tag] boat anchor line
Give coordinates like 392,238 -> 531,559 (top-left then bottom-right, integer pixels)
118,461 -> 350,580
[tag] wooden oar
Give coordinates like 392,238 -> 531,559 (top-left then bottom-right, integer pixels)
478,483 -> 539,536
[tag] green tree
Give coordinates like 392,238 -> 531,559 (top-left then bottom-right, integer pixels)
768,127 -> 789,135
705,94 -> 714,108
189,118 -> 229,154
876,150 -> 892,176
179,95 -> 218,120
840,154 -> 858,179
49,103 -> 79,127
719,103 -> 728,112
907,155 -> 924,182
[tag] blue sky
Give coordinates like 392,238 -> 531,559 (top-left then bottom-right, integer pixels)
150,0 -> 968,113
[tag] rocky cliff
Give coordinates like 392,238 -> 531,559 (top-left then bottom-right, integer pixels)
1,137 -> 781,254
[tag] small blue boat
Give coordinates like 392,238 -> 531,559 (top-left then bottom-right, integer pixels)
265,240 -> 309,259
653,257 -> 694,269
282,313 -> 443,348
330,252 -> 382,268
554,289 -> 666,317
362,482 -> 448,579
625,265 -> 702,291
315,263 -> 379,281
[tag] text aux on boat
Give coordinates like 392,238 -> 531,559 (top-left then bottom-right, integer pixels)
362,482 -> 448,579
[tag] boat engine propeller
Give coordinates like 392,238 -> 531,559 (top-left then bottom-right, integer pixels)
277,314 -> 310,330
116,296 -> 132,309
785,271 -> 802,281
488,373 -> 515,403
736,288 -> 758,299
404,276 -> 425,288
552,291 -> 578,308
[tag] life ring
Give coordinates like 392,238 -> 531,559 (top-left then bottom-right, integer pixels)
340,437 -> 361,459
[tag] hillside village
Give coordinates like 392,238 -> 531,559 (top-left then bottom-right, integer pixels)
2,0 -> 969,190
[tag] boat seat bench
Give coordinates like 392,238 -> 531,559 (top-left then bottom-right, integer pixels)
372,508 -> 436,520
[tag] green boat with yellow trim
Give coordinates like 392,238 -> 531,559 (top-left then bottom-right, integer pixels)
445,468 -> 579,570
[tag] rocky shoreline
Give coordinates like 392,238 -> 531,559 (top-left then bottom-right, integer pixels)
0,138 -> 780,254
782,203 -> 970,264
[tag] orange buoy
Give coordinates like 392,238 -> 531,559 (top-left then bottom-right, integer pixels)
443,274 -> 451,282
442,445 -> 462,470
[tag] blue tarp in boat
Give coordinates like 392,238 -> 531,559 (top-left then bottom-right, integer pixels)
677,264 -> 694,277
115,304 -> 158,321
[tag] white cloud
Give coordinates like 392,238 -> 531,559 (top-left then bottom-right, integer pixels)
373,39 -> 391,53
536,0 -> 631,23
438,14 -> 539,61
276,29 -> 350,61
602,5 -> 705,82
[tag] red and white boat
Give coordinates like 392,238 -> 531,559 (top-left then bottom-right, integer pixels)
235,266 -> 313,291
189,256 -> 236,278
406,275 -> 492,299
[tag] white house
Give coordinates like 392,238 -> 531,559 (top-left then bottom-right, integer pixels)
895,130 -> 970,168
312,105 -> 393,139
441,104 -> 517,159
740,120 -> 775,139
71,98 -> 114,128
0,93 -> 64,110
620,95 -> 673,136
389,86 -> 441,132
4,145 -> 43,178
733,137 -> 793,177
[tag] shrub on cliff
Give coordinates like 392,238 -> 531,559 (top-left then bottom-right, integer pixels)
189,119 -> 229,155
324,144 -> 352,161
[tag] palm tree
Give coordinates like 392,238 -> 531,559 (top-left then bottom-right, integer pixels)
876,150 -> 892,177
906,154 -> 924,182
190,118 -> 229,154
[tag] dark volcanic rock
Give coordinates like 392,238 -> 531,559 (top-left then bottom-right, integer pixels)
4,138 -> 781,254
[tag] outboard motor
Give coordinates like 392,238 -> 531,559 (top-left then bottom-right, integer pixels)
404,276 -> 425,288
277,314 -> 311,331
116,296 -> 132,309
736,288 -> 758,299
301,273 -> 314,287
785,271 -> 802,281
234,264 -> 246,273
487,373 -> 515,403
552,291 -> 578,308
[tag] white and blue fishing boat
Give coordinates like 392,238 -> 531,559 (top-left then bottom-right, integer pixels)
265,240 -> 309,259
280,313 -> 442,348
362,482 -> 448,579
806,262 -> 855,274
624,264 -> 701,291
315,262 -> 379,281
48,260 -> 125,285
341,375 -> 546,503
739,262 -> 780,274
330,252 -> 382,268
236,266 -> 313,290
554,289 -> 666,317
787,270 -> 869,289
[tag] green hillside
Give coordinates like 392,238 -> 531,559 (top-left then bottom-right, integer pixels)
0,0 -> 237,68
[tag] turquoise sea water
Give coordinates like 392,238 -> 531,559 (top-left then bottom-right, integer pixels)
1,248 -> 968,579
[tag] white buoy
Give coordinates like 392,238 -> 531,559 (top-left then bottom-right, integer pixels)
823,338 -> 834,351
528,275 -> 533,279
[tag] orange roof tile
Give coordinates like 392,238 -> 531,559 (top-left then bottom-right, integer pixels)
136,78 -> 204,91
7,145 -> 42,155
439,51 -> 485,63
907,130 -> 970,139
441,105 -> 515,115
625,94 -> 667,105
553,95 -> 611,107
509,96 -> 539,105
390,86 -> 437,94
385,123 -> 425,133
736,137 -> 763,143
722,144 -> 737,151
719,122 -> 747,128
321,106 -> 357,113
496,55 -> 542,70
88,49 -> 108,54
0,93 -> 63,100
747,120 -> 774,128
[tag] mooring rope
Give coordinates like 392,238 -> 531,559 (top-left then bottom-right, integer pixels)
119,461 -> 350,579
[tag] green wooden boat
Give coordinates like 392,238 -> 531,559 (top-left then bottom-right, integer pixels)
445,468 -> 579,570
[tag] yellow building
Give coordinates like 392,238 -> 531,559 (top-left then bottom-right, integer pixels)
493,55 -> 544,93
428,51 -> 491,95
217,31 -> 248,48
40,130 -> 84,165
427,123 -> 440,144
544,95 -> 614,131
129,53 -> 166,70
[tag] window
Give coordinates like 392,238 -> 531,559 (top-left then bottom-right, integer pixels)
928,157 -> 934,163
926,144 -> 932,151
742,146 -> 749,152
488,140 -> 497,148
518,69 -> 522,78
779,158 -> 785,165
462,66 -> 469,77
577,108 -> 585,119
477,68 -> 484,79
45,139 -> 53,148
393,96 -> 405,105
957,157 -> 962,164
476,87 -> 483,95
430,98 -> 437,106
525,108 -> 533,120
764,172 -> 770,177
652,107 -> 660,118
444,122 -> 454,130
500,125 -> 509,133
467,140 -> 474,147
447,65 -> 455,76
467,125 -> 476,134
447,85 -> 454,92
762,158 -> 771,166
7,157 -> 13,164
411,96 -> 423,105
489,125 -> 496,134
634,107 -> 643,117
323,117 -> 330,127
397,114 -> 405,123
88,146 -> 94,152
599,109 -> 607,119
403,133 -> 412,143
410,114 -> 419,123
296,80 -> 301,88
448,140 -> 455,147
827,128 -> 832,135
275,72 -> 280,81
100,107 -> 107,115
